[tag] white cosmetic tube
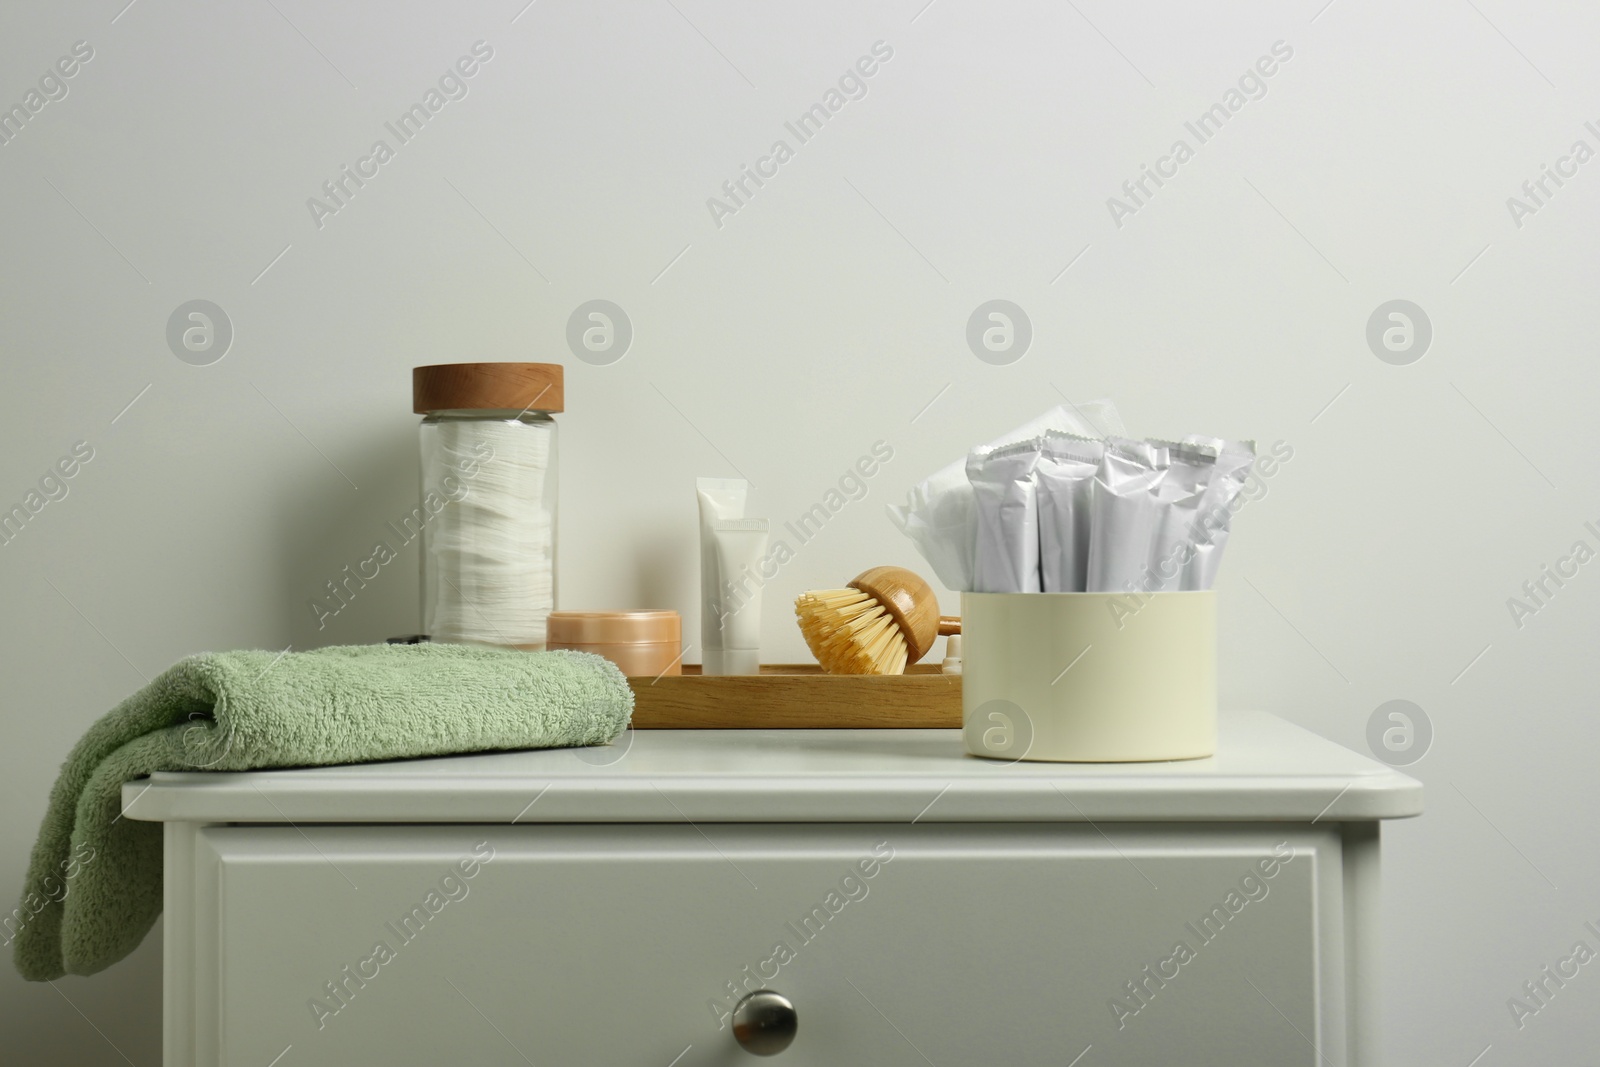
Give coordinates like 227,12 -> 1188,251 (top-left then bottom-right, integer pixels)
710,518 -> 769,675
696,478 -> 747,674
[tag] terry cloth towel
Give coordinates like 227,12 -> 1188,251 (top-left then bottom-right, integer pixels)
11,643 -> 632,981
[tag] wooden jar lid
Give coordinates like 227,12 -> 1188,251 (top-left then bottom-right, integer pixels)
413,363 -> 564,414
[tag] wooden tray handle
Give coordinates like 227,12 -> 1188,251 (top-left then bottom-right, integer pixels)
938,616 -> 961,636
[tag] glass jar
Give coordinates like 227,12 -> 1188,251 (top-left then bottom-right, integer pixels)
413,363 -> 562,649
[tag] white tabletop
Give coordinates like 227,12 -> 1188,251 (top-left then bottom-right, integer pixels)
120,711 -> 1421,825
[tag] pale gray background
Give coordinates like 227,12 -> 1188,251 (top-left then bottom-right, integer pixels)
2,0 -> 1594,1063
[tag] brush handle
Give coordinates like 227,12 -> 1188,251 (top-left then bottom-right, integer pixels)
937,617 -> 961,636
849,566 -> 943,664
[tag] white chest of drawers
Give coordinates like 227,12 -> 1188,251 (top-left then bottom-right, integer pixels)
124,711 -> 1421,1067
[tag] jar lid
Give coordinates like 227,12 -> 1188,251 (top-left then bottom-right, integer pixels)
547,610 -> 681,645
413,363 -> 564,414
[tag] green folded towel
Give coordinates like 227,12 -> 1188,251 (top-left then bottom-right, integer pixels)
10,643 -> 632,981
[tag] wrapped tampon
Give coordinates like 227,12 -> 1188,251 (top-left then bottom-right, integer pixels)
1180,437 -> 1256,591
1086,437 -> 1169,593
968,438 -> 1045,593
1146,440 -> 1219,592
1036,432 -> 1103,593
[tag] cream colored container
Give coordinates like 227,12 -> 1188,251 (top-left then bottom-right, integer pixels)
547,611 -> 683,677
961,591 -> 1215,762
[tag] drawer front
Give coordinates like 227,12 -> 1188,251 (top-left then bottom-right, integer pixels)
191,824 -> 1344,1066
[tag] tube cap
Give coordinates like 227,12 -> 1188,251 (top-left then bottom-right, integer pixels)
714,649 -> 761,676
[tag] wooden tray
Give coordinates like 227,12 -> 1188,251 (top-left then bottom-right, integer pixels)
628,664 -> 961,728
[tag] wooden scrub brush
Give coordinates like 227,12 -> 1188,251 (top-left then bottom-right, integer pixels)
795,566 -> 960,675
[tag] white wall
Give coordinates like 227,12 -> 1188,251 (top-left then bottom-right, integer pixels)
3,0 -> 1596,1062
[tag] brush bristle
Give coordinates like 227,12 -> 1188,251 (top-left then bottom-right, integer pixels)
794,588 -> 909,675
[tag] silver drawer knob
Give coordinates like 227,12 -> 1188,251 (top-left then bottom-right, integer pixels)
732,990 -> 797,1055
